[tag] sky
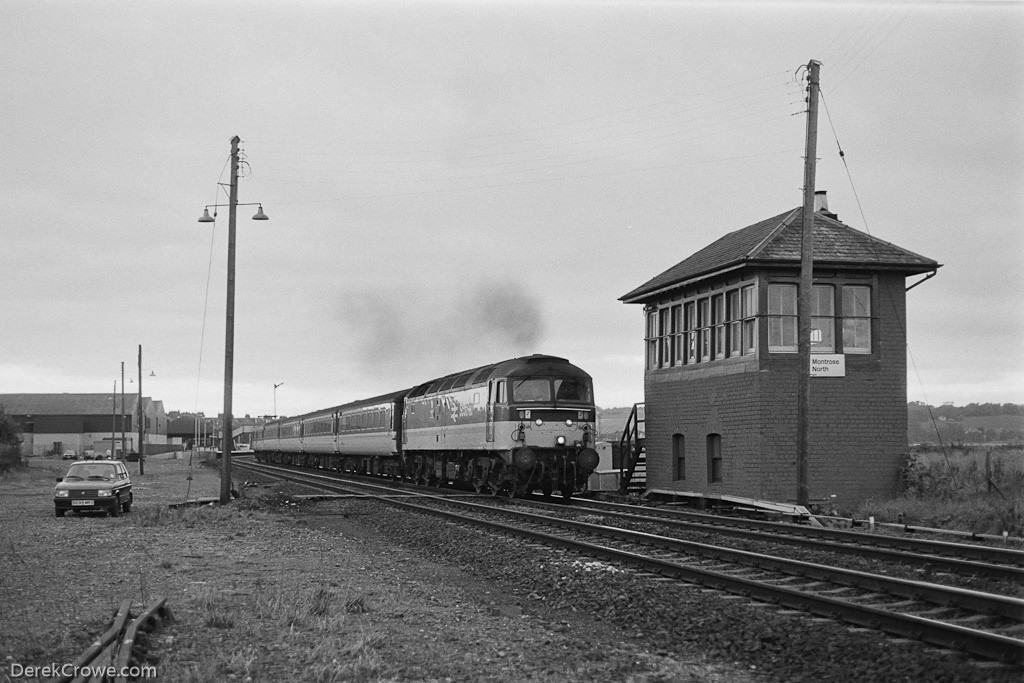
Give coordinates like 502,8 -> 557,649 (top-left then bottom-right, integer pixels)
1,0 -> 1022,418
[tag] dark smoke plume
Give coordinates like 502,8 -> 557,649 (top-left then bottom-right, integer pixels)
335,278 -> 546,381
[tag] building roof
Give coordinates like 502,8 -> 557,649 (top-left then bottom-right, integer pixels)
0,393 -> 141,416
620,207 -> 940,303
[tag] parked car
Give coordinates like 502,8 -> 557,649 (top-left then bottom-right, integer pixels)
54,460 -> 133,517
61,450 -> 77,460
83,449 -> 97,459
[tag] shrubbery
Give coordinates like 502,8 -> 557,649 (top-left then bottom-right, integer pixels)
858,447 -> 1024,536
0,407 -> 24,475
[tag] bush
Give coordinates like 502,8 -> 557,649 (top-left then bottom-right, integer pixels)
865,447 -> 1024,535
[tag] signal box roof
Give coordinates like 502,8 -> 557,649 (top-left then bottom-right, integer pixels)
620,207 -> 940,304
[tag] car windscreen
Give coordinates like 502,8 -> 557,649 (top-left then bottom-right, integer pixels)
66,465 -> 116,480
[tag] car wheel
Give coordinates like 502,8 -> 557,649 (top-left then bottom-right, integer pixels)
122,500 -> 131,513
109,501 -> 120,517
55,509 -> 65,518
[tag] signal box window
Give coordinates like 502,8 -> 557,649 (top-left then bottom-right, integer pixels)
811,284 -> 835,353
768,284 -> 798,352
842,285 -> 872,353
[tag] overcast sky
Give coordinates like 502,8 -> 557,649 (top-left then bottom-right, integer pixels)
2,0 -> 1021,418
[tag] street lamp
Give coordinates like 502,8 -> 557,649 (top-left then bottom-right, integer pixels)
198,135 -> 270,504
273,382 -> 284,418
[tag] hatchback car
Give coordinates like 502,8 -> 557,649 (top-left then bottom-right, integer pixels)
61,450 -> 77,460
54,460 -> 133,517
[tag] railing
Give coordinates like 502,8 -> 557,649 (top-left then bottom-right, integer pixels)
617,403 -> 646,495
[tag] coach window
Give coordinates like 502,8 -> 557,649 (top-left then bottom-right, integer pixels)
673,434 -> 685,480
842,285 -> 872,353
707,433 -> 722,483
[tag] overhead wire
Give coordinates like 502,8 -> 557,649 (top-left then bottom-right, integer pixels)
819,90 -> 949,466
187,150 -> 231,501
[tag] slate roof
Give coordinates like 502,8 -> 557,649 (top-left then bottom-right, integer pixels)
620,207 -> 940,303
0,393 -> 141,416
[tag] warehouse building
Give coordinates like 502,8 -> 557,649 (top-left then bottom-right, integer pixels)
0,393 -> 168,457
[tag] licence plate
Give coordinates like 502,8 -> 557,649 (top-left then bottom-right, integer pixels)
71,500 -> 94,506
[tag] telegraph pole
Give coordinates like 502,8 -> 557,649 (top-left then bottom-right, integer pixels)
797,59 -> 821,507
138,344 -> 145,475
221,136 -> 240,505
120,361 -> 125,460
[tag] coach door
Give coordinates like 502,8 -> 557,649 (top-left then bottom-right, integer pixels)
486,381 -> 495,442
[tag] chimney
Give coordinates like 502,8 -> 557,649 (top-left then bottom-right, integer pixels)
814,190 -> 838,220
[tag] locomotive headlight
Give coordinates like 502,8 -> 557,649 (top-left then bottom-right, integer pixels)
535,418 -> 544,426
556,436 -> 566,446
565,419 -> 573,427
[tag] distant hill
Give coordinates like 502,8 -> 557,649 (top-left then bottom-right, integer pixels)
596,406 -> 634,442
598,402 -> 1024,446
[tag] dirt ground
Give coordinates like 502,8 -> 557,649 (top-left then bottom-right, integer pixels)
0,455 -> 756,682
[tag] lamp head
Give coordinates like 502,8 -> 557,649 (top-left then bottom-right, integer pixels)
252,205 -> 269,221
198,208 -> 215,223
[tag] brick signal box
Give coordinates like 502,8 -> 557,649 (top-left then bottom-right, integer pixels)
620,197 -> 939,508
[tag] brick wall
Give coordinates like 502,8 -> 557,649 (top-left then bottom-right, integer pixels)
643,272 -> 910,508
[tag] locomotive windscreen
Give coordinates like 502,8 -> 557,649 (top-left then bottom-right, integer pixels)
510,377 -> 593,403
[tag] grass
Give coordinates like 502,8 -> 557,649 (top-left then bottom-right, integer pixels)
855,446 -> 1024,536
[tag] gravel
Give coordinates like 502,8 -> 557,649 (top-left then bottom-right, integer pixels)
1,456 -> 1017,682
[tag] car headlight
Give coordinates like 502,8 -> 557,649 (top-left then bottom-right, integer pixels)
55,490 -> 69,498
97,490 -> 113,497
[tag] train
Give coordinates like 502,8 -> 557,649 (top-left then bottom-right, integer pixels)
253,354 -> 601,498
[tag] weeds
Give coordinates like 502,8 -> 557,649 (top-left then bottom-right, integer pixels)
860,446 -> 1024,535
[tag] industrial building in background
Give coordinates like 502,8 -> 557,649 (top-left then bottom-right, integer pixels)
0,393 -> 168,458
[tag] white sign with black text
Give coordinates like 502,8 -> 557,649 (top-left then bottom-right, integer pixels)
810,354 -> 846,377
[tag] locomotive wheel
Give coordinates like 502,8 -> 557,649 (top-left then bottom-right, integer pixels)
487,461 -> 508,497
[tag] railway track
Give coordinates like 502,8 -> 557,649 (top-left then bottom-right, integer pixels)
516,497 -> 1024,584
234,458 -> 1024,667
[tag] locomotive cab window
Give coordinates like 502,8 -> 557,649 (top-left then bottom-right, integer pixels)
554,378 -> 593,403
511,378 -> 551,403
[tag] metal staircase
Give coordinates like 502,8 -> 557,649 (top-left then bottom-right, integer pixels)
617,403 -> 646,495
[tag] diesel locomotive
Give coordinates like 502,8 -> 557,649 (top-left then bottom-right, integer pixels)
253,354 -> 601,498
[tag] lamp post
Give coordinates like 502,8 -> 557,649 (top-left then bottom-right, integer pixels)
273,382 -> 283,418
198,135 -> 269,504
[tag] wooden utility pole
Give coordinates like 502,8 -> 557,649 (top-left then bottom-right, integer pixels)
221,135 -> 241,505
111,380 -> 116,455
120,361 -> 126,460
797,59 -> 821,507
138,344 -> 145,475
